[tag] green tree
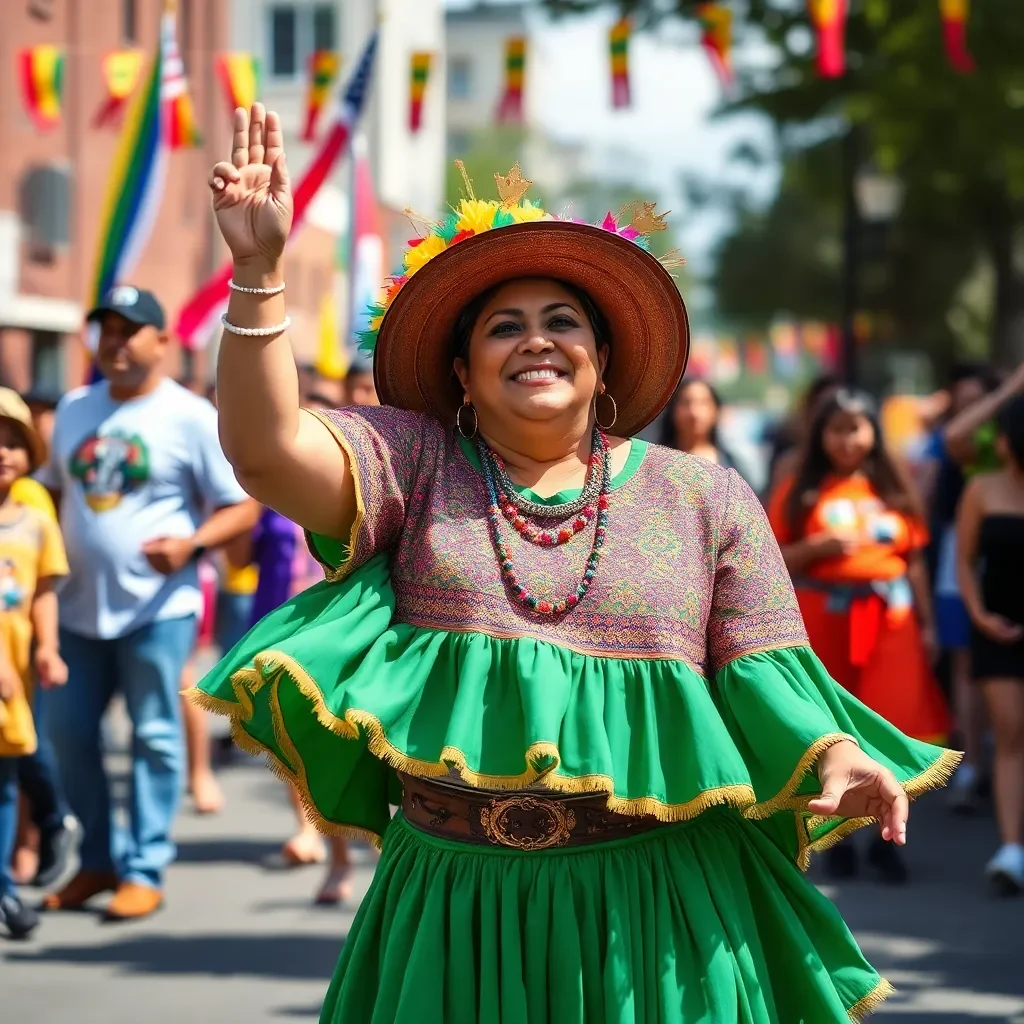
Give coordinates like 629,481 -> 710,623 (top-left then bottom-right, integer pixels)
541,0 -> 1024,364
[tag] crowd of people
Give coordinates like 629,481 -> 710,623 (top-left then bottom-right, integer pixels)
0,282 -> 383,938
669,364 -> 1024,892
0,288 -> 1022,951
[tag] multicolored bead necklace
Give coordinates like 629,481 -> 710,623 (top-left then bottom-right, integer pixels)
484,428 -> 605,522
477,431 -> 611,616
478,428 -> 608,546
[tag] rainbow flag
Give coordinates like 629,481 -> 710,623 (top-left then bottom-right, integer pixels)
808,0 -> 848,78
609,18 -> 631,108
302,51 -> 341,141
409,52 -> 432,133
216,53 -> 261,117
19,45 -> 65,130
496,37 -> 526,124
697,4 -> 734,90
176,30 -> 379,350
939,0 -> 975,74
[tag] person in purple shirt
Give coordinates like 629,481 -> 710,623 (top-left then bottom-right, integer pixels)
232,385 -> 370,904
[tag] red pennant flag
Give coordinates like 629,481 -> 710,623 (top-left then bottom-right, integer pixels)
697,4 -> 734,90
939,0 -> 975,74
609,18 -> 631,108
807,0 -> 848,79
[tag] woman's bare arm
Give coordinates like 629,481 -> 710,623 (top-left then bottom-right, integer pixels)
955,476 -> 986,626
210,104 -> 355,540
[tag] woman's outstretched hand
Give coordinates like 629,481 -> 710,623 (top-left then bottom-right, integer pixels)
209,103 -> 293,267
808,740 -> 910,845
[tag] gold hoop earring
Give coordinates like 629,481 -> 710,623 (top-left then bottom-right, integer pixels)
456,400 -> 478,439
595,390 -> 618,431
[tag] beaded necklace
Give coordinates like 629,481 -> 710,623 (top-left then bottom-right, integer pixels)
477,428 -> 607,546
477,431 -> 611,616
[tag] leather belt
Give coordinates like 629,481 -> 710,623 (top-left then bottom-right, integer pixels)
398,772 -> 668,851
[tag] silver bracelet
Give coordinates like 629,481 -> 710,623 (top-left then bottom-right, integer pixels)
229,280 -> 286,295
220,313 -> 292,337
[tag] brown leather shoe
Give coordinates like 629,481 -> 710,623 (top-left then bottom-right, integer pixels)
102,881 -> 163,922
41,869 -> 119,911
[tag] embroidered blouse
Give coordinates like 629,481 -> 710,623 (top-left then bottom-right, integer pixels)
309,405 -> 807,676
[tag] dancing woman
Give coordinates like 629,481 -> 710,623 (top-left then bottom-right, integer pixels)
192,105 -> 959,1023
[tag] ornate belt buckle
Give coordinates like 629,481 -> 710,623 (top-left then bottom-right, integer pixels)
479,794 -> 576,851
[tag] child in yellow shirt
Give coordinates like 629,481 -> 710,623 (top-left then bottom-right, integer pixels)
0,389 -> 68,937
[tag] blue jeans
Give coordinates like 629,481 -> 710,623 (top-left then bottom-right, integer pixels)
18,682 -> 70,836
214,590 -> 254,654
0,757 -> 17,897
48,616 -> 197,889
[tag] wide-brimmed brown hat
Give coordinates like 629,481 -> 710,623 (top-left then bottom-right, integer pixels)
372,220 -> 690,437
0,388 -> 47,471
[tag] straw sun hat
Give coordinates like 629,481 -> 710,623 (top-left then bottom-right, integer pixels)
0,388 -> 47,471
359,165 -> 690,438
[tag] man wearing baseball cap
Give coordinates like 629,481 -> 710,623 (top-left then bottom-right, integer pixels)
38,285 -> 258,922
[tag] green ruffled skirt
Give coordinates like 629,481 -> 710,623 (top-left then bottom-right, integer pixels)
192,554 -> 959,1023
323,810 -> 889,1024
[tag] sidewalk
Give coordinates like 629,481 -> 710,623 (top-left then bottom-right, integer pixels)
2,745 -> 1022,1022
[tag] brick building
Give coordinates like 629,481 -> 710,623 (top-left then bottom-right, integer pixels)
0,0 -> 344,394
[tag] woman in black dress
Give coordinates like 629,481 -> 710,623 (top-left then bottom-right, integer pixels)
957,394 -> 1024,894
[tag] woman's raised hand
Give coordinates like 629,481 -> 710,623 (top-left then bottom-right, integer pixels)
209,104 -> 293,268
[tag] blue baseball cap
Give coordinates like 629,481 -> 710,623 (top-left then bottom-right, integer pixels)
86,285 -> 166,330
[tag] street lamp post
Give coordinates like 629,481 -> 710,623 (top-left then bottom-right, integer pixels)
840,125 -> 905,387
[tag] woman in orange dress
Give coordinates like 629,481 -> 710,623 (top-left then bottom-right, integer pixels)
767,389 -> 950,882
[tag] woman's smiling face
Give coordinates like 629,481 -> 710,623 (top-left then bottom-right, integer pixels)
453,278 -> 608,433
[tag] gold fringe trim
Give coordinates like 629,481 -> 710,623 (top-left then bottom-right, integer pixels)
795,747 -> 964,871
188,649 -> 760,827
847,978 -> 895,1022
305,409 -> 368,584
743,733 -> 857,820
186,683 -> 384,850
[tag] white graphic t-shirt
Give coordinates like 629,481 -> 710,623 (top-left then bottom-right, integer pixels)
39,379 -> 247,638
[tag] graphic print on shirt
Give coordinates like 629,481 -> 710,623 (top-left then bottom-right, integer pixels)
0,558 -> 26,610
69,431 -> 151,512
821,496 -> 900,545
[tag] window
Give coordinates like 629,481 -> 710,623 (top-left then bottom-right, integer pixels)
447,130 -> 470,156
448,56 -> 472,99
269,4 -> 339,80
270,6 -> 298,77
122,0 -> 136,44
31,332 -> 63,393
20,164 -> 71,265
313,5 -> 336,52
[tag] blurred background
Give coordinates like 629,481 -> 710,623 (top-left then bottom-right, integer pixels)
2,0 -> 1024,1020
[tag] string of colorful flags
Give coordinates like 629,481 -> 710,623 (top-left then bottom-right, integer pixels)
13,1 -> 978,138
688,322 -> 842,385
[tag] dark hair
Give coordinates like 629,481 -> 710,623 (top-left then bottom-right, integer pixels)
803,373 -> 841,414
997,394 -> 1024,467
659,378 -> 723,449
786,388 -> 923,536
304,391 -> 336,407
451,279 -> 611,364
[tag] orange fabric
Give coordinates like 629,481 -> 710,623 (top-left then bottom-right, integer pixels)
769,474 -> 948,742
767,474 -> 927,583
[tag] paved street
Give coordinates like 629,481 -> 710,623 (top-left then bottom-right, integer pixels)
2,719 -> 1023,1023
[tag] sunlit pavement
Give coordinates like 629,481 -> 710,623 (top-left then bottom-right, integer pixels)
2,716 -> 1022,1023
